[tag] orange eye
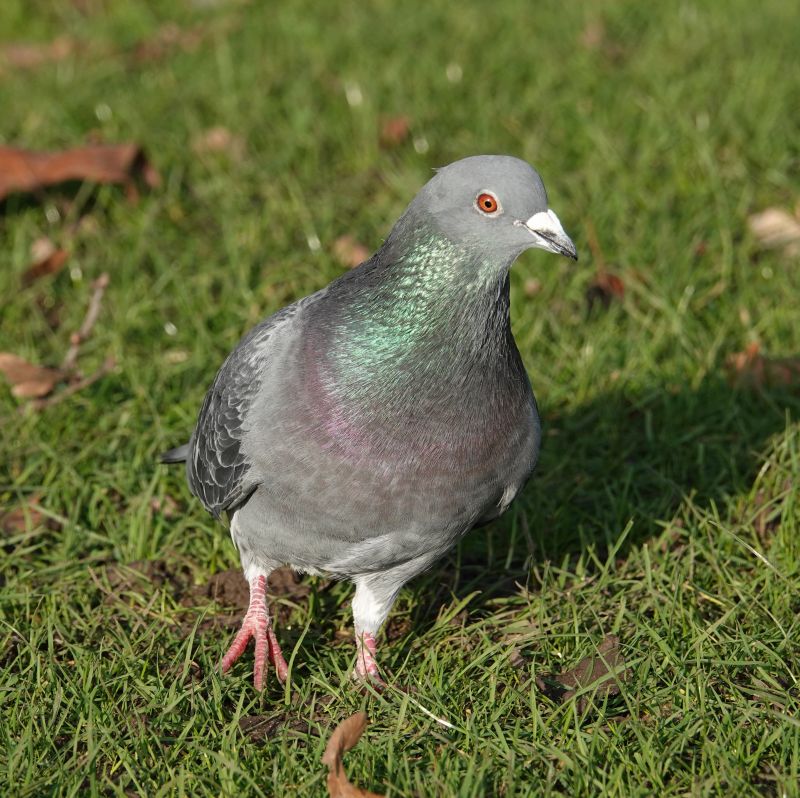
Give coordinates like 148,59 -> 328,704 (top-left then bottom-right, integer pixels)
476,192 -> 499,214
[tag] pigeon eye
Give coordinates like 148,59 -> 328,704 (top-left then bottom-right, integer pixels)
476,192 -> 500,215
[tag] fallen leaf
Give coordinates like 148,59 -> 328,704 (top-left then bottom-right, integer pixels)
0,36 -> 75,70
748,208 -> 800,255
0,353 -> 64,398
583,218 -> 625,311
725,342 -> 800,390
586,270 -> 625,311
322,712 -> 384,798
191,126 -> 246,160
535,635 -> 628,713
1,495 -> 44,534
333,235 -> 370,269
379,115 -> 411,148
0,144 -> 161,203
22,238 -> 69,286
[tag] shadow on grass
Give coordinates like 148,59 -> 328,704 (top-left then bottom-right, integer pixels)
406,373 -> 800,621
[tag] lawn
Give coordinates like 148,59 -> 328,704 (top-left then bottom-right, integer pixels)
1,0 -> 799,795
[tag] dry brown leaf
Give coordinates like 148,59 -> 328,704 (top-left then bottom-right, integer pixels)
586,270 -> 625,311
583,218 -> 624,311
0,353 -> 64,398
0,144 -> 161,203
191,126 -> 246,160
536,635 -> 628,713
0,36 -> 75,70
333,235 -> 370,269
748,208 -> 800,255
22,239 -> 69,286
725,342 -> 800,390
379,116 -> 411,148
1,495 -> 44,534
322,712 -> 384,798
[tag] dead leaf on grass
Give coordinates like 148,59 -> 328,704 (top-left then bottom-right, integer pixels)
3,273 -> 115,408
0,353 -> 65,398
586,270 -> 625,311
322,712 -> 384,798
725,342 -> 800,390
583,218 -> 625,311
748,207 -> 800,255
0,143 -> 161,203
333,235 -> 370,269
1,495 -> 45,534
22,238 -> 69,286
535,635 -> 629,713
379,115 -> 411,148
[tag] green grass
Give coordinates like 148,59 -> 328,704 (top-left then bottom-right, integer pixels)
2,0 -> 800,795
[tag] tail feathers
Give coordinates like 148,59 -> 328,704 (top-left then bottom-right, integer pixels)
160,443 -> 190,464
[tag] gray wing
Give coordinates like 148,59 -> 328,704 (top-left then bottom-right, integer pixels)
187,300 -> 307,518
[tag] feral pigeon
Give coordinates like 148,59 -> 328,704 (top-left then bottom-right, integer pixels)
161,155 -> 577,688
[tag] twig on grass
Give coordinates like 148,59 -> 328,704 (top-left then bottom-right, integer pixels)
61,272 -> 110,372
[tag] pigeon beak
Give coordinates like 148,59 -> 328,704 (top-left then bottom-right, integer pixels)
520,209 -> 578,261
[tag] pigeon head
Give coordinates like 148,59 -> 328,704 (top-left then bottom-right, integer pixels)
406,155 -> 577,265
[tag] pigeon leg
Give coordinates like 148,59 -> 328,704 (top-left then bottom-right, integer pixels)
220,573 -> 289,689
351,576 -> 400,687
355,630 -> 382,683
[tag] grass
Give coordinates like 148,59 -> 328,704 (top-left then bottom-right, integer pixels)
1,0 -> 799,795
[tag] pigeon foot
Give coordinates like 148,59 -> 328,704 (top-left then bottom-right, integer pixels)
220,574 -> 288,689
353,631 -> 386,689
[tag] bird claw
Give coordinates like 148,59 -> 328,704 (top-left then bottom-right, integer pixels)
220,574 -> 288,689
353,631 -> 385,689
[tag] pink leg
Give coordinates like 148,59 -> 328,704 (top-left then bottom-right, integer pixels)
355,631 -> 385,687
220,574 -> 289,689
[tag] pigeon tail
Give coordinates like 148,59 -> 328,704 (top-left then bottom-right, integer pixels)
160,443 -> 190,464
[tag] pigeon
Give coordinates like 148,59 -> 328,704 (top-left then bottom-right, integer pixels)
161,155 -> 577,689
